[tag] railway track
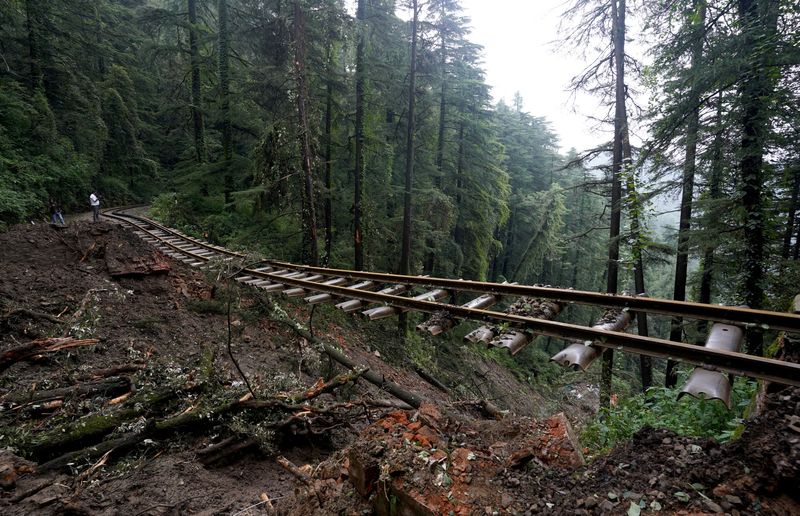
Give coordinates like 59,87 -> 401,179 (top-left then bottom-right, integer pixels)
104,208 -> 800,387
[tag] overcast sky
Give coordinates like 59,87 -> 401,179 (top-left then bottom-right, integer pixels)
459,0 -> 609,153
347,0 -> 625,153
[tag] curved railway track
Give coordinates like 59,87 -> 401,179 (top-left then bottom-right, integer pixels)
103,207 -> 800,387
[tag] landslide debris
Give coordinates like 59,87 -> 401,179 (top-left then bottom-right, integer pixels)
0,221 -> 798,516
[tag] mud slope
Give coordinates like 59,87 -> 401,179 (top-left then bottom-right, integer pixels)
1,221 -> 797,515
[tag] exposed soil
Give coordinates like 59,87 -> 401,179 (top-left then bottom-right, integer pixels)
0,221 -> 798,515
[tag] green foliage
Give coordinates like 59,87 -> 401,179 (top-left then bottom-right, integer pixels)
581,379 -> 757,455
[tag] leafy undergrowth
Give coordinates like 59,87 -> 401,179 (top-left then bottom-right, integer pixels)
581,378 -> 757,455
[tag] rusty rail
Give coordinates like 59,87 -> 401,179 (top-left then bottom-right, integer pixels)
103,208 -> 800,387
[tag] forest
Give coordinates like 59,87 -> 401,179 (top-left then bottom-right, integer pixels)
1,0 -> 800,378
1,1 -> 800,513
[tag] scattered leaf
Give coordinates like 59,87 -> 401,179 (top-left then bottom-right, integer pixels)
674,491 -> 690,502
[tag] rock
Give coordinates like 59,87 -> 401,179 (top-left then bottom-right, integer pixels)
347,448 -> 379,496
702,499 -> 724,513
418,403 -> 443,430
0,463 -> 17,490
724,494 -> 743,505
599,499 -> 617,512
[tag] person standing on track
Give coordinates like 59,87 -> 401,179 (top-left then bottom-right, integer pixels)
89,192 -> 101,222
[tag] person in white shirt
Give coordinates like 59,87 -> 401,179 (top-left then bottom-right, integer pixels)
89,192 -> 100,222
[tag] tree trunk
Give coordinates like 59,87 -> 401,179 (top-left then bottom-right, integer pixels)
399,0 -> 419,277
501,208 -> 515,280
737,0 -> 777,356
697,93 -> 726,315
219,0 -> 233,205
453,121 -> 465,257
570,171 -> 587,288
25,0 -> 43,92
666,0 -> 705,387
794,222 -> 800,260
781,167 -> 799,259
425,28 -> 448,275
623,143 -> 652,392
94,5 -> 106,78
324,49 -> 334,264
293,1 -> 318,266
188,0 -> 206,164
353,0 -> 366,270
601,0 -> 626,409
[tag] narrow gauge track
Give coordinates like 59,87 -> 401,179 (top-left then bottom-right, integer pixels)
104,208 -> 800,387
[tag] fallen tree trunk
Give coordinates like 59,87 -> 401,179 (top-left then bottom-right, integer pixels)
295,370 -> 365,403
409,362 -> 450,393
265,301 -> 425,409
277,455 -> 311,485
39,431 -> 145,472
0,337 -> 99,373
197,436 -> 259,466
1,307 -> 63,325
23,386 -> 191,462
77,364 -> 146,381
3,376 -> 130,405
37,396 -> 377,472
321,344 -> 423,409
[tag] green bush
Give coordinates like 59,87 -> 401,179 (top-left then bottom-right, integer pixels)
581,378 -> 756,454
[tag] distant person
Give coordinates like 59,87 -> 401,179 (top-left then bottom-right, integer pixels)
89,192 -> 100,222
49,199 -> 65,225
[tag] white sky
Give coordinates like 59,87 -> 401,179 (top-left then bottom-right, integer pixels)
459,0 -> 609,153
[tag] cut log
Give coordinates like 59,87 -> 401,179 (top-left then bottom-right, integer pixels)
22,386 -> 191,462
409,363 -> 449,393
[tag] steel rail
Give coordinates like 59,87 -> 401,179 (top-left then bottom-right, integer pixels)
105,210 -> 800,332
238,267 -> 800,386
257,260 -> 800,332
106,209 -> 246,258
103,209 -> 800,386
